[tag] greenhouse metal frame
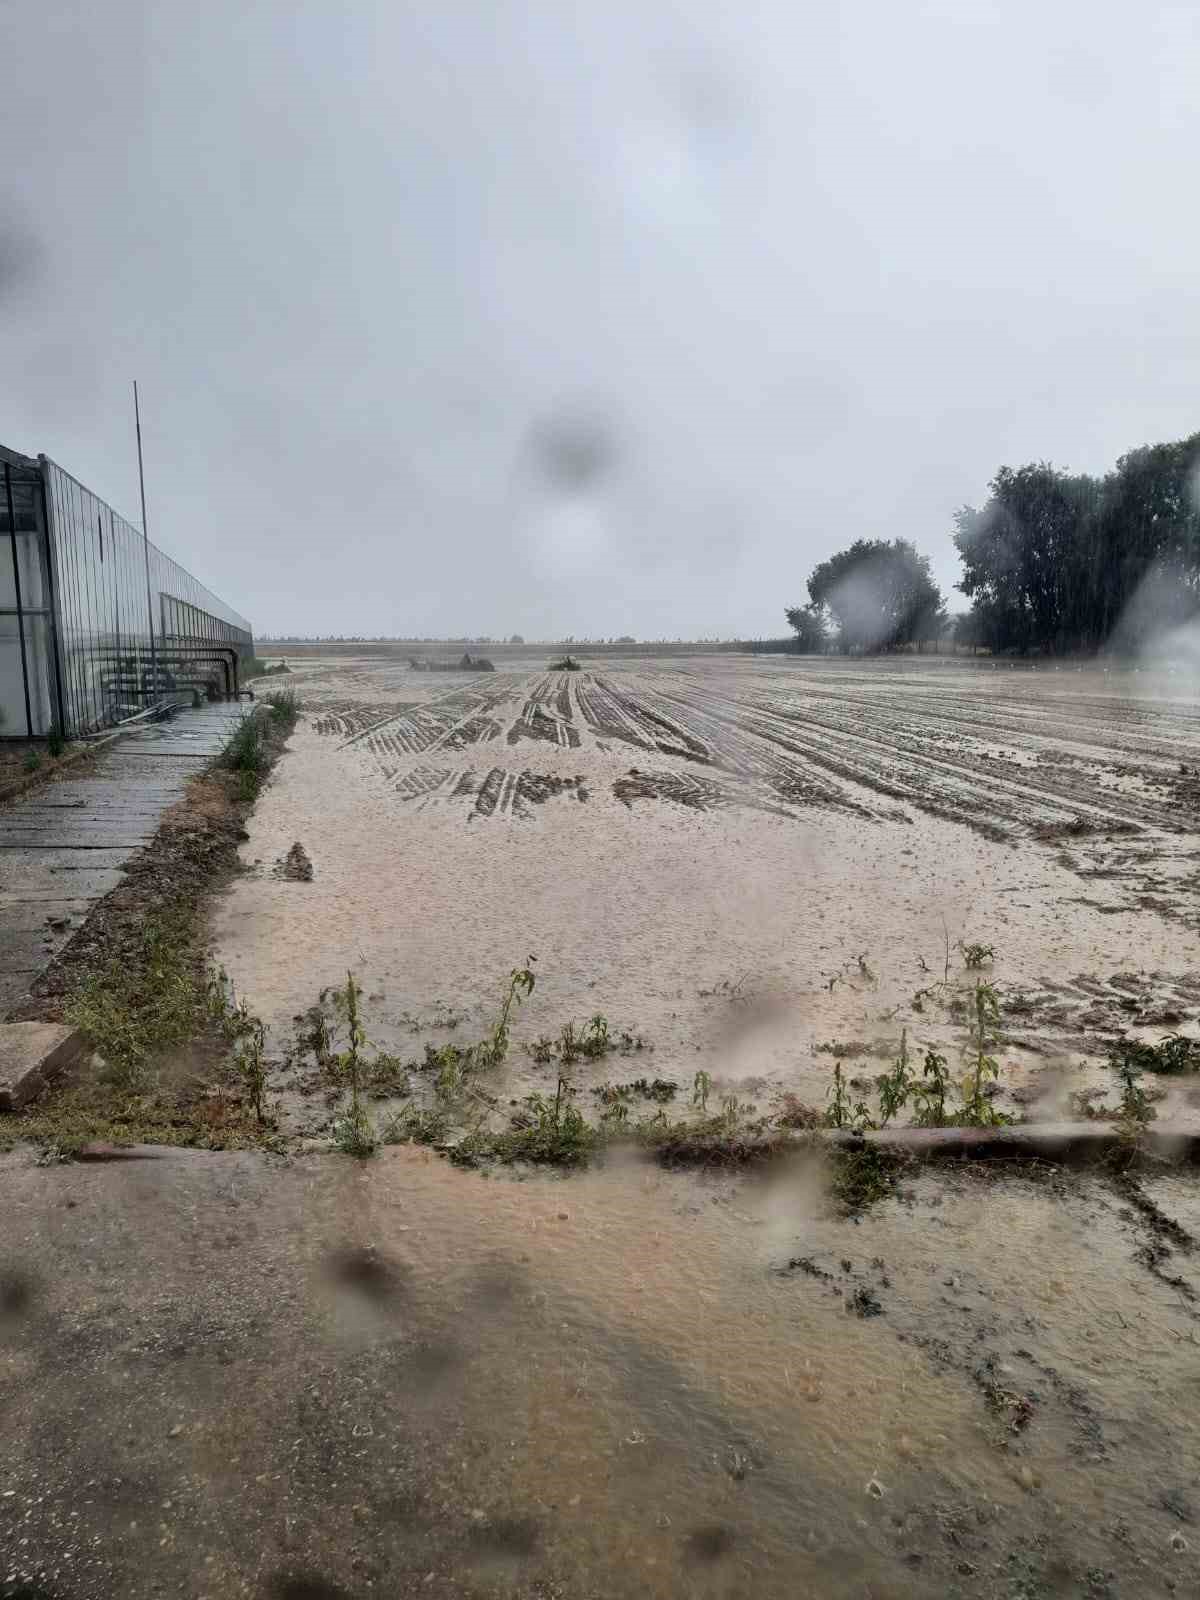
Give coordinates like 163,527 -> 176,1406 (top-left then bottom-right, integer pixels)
1,440 -> 253,740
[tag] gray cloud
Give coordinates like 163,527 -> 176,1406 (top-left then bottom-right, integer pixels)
1,0 -> 1197,638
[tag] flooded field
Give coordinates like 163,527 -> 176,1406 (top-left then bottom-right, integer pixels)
5,653 -> 1199,1598
214,653 -> 1200,1130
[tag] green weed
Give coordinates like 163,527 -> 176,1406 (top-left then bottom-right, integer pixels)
367,1051 -> 409,1097
526,1013 -> 639,1069
328,971 -> 376,1156
1110,1057 -> 1156,1152
382,1105 -> 448,1146
825,1061 -> 874,1131
407,956 -> 539,1103
67,905 -> 203,1091
911,1049 -> 952,1127
825,1060 -> 851,1129
692,1069 -> 712,1114
1109,1034 -> 1200,1076
579,1014 -> 611,1058
22,750 -> 40,774
961,942 -> 995,970
592,1077 -> 677,1106
454,1077 -> 597,1168
476,956 -> 536,1070
232,1016 -> 270,1123
333,1101 -> 378,1157
261,688 -> 301,732
244,656 -> 292,679
221,713 -> 269,799
958,982 -> 1011,1127
875,1029 -> 915,1127
299,1004 -> 333,1066
720,1095 -> 744,1132
829,1146 -> 904,1213
428,1041 -> 467,1103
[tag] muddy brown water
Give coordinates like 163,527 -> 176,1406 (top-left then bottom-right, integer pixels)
366,1151 -> 1200,1597
5,1145 -> 1198,1596
216,655 -> 1200,1135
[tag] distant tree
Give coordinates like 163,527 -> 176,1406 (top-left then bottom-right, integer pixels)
806,539 -> 944,653
953,434 -> 1200,654
616,634 -> 636,644
954,465 -> 1096,654
783,604 -> 828,653
508,633 -> 525,644
1094,436 -> 1200,647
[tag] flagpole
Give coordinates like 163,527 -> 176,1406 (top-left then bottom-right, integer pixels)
133,380 -> 158,700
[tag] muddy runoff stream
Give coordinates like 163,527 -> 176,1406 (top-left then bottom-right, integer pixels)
321,1150 -> 1199,1598
6,1140 -> 1198,1596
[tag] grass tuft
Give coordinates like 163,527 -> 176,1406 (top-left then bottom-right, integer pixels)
66,905 -> 205,1091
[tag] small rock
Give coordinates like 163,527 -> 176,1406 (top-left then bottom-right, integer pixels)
168,1424 -> 183,1439
1170,1533 -> 1189,1554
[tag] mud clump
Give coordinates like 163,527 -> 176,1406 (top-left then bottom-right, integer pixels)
614,767 -> 792,820
470,769 -> 588,819
275,841 -> 314,882
850,1284 -> 884,1318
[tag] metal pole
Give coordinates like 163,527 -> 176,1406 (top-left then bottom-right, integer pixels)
134,380 -> 158,701
4,462 -> 35,737
37,462 -> 68,736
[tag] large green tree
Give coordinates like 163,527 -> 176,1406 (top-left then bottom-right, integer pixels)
954,433 -> 1200,653
802,539 -> 945,653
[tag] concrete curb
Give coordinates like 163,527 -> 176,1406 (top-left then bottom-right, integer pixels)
0,1024 -> 89,1111
824,1121 -> 1200,1164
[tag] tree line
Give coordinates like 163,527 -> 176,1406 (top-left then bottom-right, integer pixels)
786,429 -> 1200,655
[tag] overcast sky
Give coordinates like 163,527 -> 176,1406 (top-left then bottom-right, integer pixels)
2,1 -> 1197,639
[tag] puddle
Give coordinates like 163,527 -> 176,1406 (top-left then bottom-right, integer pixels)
304,1149 -> 1200,1595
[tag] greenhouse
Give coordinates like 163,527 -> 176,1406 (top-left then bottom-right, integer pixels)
1,440 -> 252,739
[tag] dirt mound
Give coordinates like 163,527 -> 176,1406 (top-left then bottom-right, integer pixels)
275,842 -> 314,882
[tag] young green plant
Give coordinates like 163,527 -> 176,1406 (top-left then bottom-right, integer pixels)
330,971 -> 377,1156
